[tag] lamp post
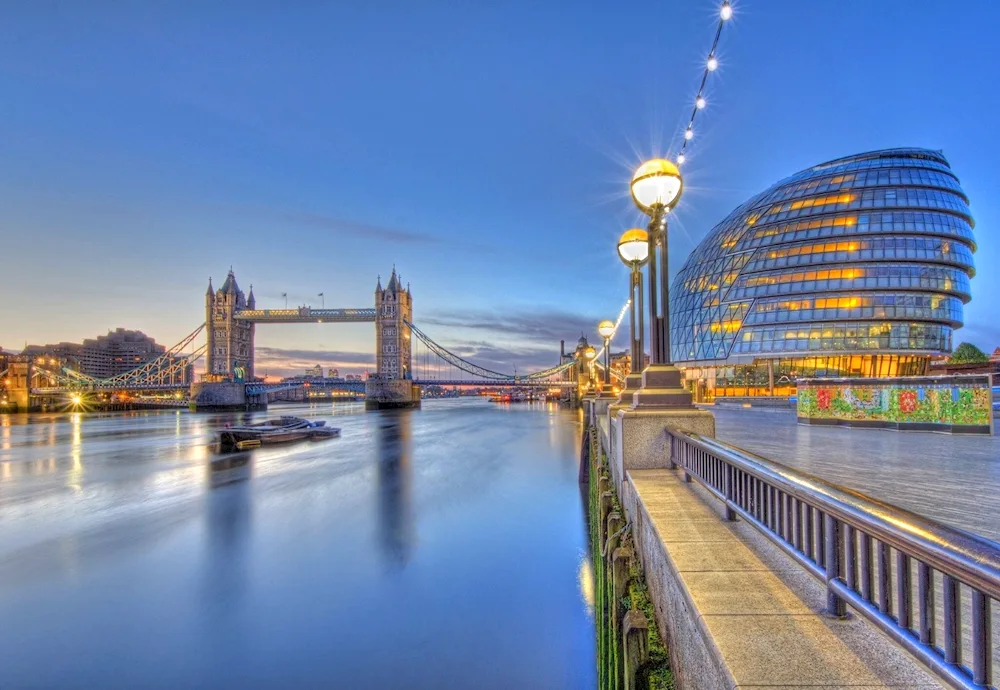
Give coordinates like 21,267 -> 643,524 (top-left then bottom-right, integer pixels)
616,228 -> 649,403
583,345 -> 597,395
597,320 -> 615,395
628,159 -> 695,408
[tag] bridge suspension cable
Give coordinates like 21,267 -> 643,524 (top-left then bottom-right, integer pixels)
406,320 -> 579,382
406,320 -> 521,380
98,324 -> 206,386
405,296 -> 629,383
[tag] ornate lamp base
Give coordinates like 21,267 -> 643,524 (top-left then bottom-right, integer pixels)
630,363 -> 696,408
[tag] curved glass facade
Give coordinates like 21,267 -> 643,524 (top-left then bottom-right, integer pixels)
670,148 -> 976,382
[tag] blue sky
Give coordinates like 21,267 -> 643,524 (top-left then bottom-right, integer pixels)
1,0 -> 997,376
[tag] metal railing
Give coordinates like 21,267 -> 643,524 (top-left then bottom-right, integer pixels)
668,429 -> 999,690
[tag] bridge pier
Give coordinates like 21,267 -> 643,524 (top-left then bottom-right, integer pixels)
189,381 -> 265,412
365,377 -> 420,410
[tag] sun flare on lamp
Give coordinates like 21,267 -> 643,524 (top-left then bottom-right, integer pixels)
597,320 -> 615,339
630,159 -> 683,215
583,346 -> 597,361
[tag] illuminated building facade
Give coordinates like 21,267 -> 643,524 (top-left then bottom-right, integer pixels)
670,148 -> 975,399
22,329 -> 191,383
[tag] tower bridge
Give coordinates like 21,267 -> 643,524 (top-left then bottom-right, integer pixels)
3,267 -> 592,412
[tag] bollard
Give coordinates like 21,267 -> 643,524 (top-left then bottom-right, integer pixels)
604,511 -> 623,690
612,547 -> 633,690
599,492 -> 614,543
622,609 -> 649,690
605,512 -> 624,558
598,474 -> 611,499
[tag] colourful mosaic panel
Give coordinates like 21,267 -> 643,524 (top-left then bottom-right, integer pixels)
797,378 -> 992,429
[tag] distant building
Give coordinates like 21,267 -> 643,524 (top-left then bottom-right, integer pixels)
305,364 -> 323,378
991,347 -> 1000,363
329,368 -> 340,378
22,329 -> 190,382
610,351 -> 650,380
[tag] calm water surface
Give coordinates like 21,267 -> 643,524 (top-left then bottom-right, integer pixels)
0,399 -> 596,689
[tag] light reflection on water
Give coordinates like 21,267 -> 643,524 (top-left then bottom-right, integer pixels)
0,399 -> 595,689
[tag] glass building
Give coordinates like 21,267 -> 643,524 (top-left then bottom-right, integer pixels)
669,148 -> 976,400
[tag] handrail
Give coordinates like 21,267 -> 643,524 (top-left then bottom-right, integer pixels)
668,429 -> 999,690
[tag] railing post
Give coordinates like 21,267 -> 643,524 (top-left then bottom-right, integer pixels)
667,434 -> 676,469
917,562 -> 934,645
942,575 -> 961,666
823,513 -> 847,618
723,462 -> 735,521
682,443 -> 691,483
971,588 -> 992,686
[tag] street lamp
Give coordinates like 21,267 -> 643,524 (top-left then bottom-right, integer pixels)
583,345 -> 597,394
628,158 -> 694,408
616,228 -> 649,403
597,320 -> 615,395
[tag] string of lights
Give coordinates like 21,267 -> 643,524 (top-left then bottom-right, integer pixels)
676,1 -> 733,166
595,298 -> 631,361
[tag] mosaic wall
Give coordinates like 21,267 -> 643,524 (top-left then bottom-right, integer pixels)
797,375 -> 993,432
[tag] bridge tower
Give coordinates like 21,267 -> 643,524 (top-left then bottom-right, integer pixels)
205,270 -> 255,381
367,268 -> 420,409
374,268 -> 412,379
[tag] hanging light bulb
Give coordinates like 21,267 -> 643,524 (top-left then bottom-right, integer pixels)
684,128 -> 694,141
696,96 -> 706,109
720,2 -> 733,21
677,153 -> 686,165
707,55 -> 719,71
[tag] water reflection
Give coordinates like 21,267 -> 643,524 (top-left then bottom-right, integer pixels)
0,401 -> 596,689
375,410 -> 414,568
203,453 -> 253,610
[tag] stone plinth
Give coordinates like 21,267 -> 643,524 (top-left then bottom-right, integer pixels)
365,378 -> 420,410
613,407 -> 715,491
189,382 -> 248,411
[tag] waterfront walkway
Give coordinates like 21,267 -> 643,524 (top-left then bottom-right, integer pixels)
712,407 -> 1000,541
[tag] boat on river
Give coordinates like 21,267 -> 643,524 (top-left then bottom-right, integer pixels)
217,416 -> 340,451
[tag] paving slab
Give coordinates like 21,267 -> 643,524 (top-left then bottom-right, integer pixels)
626,468 -> 945,689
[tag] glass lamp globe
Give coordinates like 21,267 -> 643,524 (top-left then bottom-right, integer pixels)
597,320 -> 615,339
583,346 -> 597,361
617,228 -> 649,266
630,159 -> 683,215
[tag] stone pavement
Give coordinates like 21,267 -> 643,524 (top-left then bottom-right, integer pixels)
624,468 -> 944,689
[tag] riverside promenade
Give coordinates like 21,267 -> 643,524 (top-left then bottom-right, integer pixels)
597,402 -> 999,689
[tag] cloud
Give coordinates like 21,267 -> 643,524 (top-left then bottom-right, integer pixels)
216,205 -> 495,253
420,307 -> 599,346
270,211 -> 446,246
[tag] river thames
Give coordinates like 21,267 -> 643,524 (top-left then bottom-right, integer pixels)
0,400 -> 596,689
